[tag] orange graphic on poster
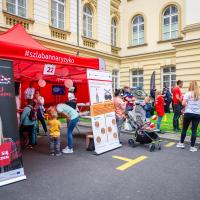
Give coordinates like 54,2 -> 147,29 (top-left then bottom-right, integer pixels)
90,101 -> 115,117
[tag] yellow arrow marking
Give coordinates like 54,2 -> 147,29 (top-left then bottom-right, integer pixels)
112,155 -> 148,171
165,142 -> 175,148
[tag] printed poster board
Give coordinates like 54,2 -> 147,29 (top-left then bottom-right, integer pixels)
87,69 -> 121,154
0,59 -> 26,186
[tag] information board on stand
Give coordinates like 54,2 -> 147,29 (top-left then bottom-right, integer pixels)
87,69 -> 121,154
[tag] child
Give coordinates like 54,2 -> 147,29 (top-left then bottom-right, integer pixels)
144,96 -> 152,122
48,112 -> 61,156
155,90 -> 165,132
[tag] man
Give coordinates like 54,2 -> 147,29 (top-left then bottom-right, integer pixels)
162,84 -> 172,113
123,86 -> 135,111
172,80 -> 183,132
24,82 -> 35,100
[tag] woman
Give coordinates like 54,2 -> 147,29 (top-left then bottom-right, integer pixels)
155,90 -> 165,132
113,89 -> 126,139
34,90 -> 47,135
48,103 -> 79,154
20,100 -> 37,148
176,81 -> 200,152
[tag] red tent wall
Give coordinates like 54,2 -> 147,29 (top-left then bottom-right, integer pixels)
20,81 -> 90,109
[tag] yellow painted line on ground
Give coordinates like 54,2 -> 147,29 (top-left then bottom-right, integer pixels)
165,142 -> 175,148
113,155 -> 148,171
112,156 -> 132,162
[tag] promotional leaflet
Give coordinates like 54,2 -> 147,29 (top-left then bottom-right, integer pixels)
0,59 -> 26,186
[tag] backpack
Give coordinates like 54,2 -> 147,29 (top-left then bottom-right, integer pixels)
27,105 -> 37,121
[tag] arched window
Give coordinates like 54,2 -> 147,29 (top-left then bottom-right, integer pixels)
111,18 -> 117,46
51,0 -> 65,29
162,5 -> 178,40
132,15 -> 144,46
83,5 -> 93,38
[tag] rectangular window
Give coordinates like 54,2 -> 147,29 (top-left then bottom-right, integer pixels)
162,66 -> 176,91
131,70 -> 143,89
51,0 -> 65,30
112,70 -> 119,91
7,0 -> 26,18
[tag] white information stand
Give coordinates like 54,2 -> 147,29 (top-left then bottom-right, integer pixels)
87,69 -> 121,154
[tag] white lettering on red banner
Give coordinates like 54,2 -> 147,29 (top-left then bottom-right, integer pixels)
24,50 -> 75,64
0,142 -> 11,167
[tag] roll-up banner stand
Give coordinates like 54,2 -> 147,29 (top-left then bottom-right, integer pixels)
87,69 -> 121,154
0,59 -> 26,186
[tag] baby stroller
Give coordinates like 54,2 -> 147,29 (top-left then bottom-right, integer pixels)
126,105 -> 161,152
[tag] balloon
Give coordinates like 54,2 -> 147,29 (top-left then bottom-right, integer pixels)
152,115 -> 157,120
38,79 -> 46,87
64,79 -> 73,88
150,123 -> 156,129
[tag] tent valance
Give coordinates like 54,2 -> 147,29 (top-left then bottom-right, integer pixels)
0,24 -> 99,69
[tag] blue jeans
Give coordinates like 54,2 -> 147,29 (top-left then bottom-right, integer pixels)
50,137 -> 61,154
157,116 -> 163,130
173,104 -> 181,130
67,117 -> 79,149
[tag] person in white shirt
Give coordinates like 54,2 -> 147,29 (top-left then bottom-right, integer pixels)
176,81 -> 200,152
24,82 -> 35,100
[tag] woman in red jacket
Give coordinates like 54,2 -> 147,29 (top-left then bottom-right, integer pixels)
155,90 -> 165,132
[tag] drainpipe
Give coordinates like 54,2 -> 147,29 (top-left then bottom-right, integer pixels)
77,0 -> 80,56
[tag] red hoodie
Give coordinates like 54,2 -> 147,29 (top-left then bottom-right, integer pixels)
155,95 -> 165,117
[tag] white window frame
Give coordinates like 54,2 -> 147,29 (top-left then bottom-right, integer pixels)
162,5 -> 178,40
111,18 -> 117,47
6,0 -> 27,18
51,0 -> 65,30
132,15 -> 144,46
112,70 -> 119,91
131,70 -> 143,89
83,5 -> 93,38
162,66 -> 176,92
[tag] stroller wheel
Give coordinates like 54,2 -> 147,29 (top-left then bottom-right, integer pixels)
149,143 -> 155,152
128,139 -> 135,147
158,143 -> 161,150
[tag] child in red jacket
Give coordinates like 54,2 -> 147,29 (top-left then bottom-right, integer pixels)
155,90 -> 165,132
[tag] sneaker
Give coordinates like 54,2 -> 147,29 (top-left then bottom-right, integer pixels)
189,147 -> 197,152
62,147 -> 73,154
55,152 -> 62,156
50,152 -> 55,156
176,142 -> 185,148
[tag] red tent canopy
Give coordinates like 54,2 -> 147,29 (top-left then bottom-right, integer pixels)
0,24 -> 99,82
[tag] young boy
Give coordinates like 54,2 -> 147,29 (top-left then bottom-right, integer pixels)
48,112 -> 61,156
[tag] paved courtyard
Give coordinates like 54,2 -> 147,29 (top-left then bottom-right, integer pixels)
0,128 -> 200,200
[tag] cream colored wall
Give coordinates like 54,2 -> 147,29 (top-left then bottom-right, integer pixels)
120,50 -> 176,93
120,0 -> 185,57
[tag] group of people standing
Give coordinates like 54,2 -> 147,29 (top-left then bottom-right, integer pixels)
113,80 -> 200,152
19,82 -> 79,156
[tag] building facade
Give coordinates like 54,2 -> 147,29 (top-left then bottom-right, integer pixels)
0,0 -> 200,93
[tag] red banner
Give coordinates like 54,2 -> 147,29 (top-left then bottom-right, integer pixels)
0,142 -> 11,167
